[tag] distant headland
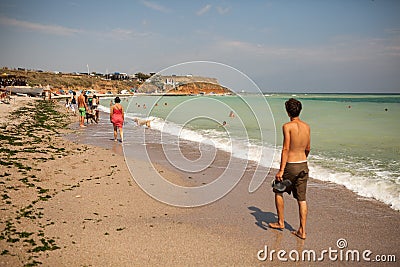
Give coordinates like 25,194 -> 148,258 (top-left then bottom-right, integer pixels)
0,67 -> 231,96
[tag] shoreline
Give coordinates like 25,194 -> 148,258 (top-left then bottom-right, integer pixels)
66,103 -> 400,262
0,97 -> 399,266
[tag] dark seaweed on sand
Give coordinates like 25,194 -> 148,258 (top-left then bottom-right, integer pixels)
0,100 -> 70,265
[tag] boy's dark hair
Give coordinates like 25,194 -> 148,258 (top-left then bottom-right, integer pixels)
285,98 -> 302,117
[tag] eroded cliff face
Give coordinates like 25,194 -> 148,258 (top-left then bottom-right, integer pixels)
170,82 -> 231,95
138,75 -> 232,95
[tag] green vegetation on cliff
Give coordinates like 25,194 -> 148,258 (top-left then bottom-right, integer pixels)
1,68 -> 231,95
1,68 -> 139,94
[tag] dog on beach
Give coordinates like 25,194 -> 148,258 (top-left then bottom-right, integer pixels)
86,110 -> 97,124
133,118 -> 153,128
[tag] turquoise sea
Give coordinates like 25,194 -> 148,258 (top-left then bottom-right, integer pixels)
99,93 -> 400,210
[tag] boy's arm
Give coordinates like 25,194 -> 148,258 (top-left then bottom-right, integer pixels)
305,126 -> 311,157
276,124 -> 290,181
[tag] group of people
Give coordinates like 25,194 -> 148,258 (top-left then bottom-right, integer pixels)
65,91 -> 100,127
65,92 -> 124,142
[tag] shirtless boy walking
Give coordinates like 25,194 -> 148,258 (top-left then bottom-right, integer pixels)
269,98 -> 311,240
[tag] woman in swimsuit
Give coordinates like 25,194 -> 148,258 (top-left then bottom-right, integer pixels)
110,97 -> 124,142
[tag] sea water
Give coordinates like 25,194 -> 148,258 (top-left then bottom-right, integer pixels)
99,94 -> 400,210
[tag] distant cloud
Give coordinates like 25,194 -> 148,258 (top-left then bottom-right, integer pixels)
216,6 -> 230,15
0,16 -> 82,36
197,4 -> 212,16
385,28 -> 400,35
67,1 -> 80,7
104,28 -> 151,40
142,1 -> 171,13
196,5 -> 230,16
110,28 -> 134,37
219,39 -> 340,61
217,35 -> 400,64
384,45 -> 400,56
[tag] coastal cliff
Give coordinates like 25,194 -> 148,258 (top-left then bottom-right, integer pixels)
1,68 -> 231,95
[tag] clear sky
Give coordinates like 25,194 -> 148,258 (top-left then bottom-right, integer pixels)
0,0 -> 399,93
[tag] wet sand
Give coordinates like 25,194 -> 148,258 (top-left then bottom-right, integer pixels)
0,98 -> 399,266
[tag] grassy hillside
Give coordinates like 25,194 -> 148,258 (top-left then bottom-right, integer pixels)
1,68 -> 139,94
1,68 -> 231,95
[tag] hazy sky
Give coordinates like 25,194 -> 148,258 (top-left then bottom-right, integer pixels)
1,0 -> 399,93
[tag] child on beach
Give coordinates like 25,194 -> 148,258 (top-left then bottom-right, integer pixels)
92,95 -> 99,123
269,98 -> 310,240
65,98 -> 70,113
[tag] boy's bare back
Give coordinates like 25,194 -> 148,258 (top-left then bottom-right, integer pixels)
283,119 -> 310,162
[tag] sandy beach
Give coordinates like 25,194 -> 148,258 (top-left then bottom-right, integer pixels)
0,97 -> 399,266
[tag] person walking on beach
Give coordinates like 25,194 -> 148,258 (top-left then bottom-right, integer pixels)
269,98 -> 310,240
65,98 -> 70,113
110,96 -> 124,142
71,92 -> 77,115
77,91 -> 88,128
92,95 -> 99,123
